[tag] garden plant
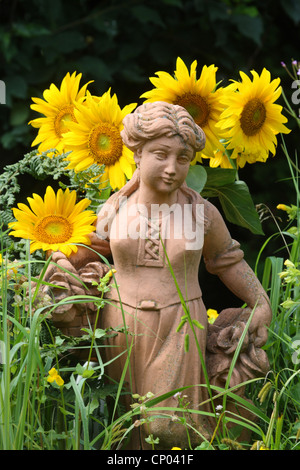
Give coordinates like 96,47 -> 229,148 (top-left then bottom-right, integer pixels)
0,57 -> 300,450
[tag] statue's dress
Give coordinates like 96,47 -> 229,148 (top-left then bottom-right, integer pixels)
97,186 -> 244,449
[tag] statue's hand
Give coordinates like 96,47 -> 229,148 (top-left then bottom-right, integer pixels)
78,261 -> 110,285
246,305 -> 272,348
44,251 -> 80,284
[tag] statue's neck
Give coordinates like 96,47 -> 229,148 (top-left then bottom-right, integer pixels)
137,184 -> 179,210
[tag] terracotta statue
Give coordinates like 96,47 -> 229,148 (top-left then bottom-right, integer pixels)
41,102 -> 271,449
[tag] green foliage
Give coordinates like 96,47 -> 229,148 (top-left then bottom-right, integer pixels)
0,0 -> 298,168
0,149 -> 108,259
1,146 -> 300,450
0,0 -> 300,451
1,0 -> 298,249
187,165 -> 264,234
0,149 -> 69,210
244,160 -> 300,450
0,253 -> 128,450
205,180 -> 263,235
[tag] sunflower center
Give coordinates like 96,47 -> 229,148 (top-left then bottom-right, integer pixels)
34,215 -> 73,244
54,105 -> 76,138
175,93 -> 210,127
240,98 -> 266,136
88,122 -> 123,165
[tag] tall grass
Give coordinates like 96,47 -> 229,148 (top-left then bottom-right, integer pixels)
1,144 -> 300,450
1,197 -> 300,449
247,142 -> 300,450
0,248 -> 47,449
0,241 -> 129,450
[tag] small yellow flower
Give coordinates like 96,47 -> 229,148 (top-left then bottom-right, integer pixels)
277,203 -> 298,221
276,204 -> 288,211
207,308 -> 219,324
6,261 -> 22,280
171,447 -> 182,450
47,367 -> 64,387
107,268 -> 117,278
0,257 -> 24,281
284,259 -> 295,268
250,440 -> 269,450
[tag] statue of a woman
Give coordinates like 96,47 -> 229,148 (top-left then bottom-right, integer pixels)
43,102 -> 271,449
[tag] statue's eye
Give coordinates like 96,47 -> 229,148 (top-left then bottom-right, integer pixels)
153,151 -> 167,159
178,155 -> 190,164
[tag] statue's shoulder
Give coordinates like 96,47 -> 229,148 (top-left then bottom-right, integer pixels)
181,184 -> 216,214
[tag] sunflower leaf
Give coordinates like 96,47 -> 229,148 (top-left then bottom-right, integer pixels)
185,165 -> 207,193
203,167 -> 237,188
203,180 -> 264,235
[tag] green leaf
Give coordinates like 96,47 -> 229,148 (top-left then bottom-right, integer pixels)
145,434 -> 160,445
12,22 -> 50,38
78,56 -> 113,82
82,369 -> 95,379
162,0 -> 183,6
231,14 -> 263,45
10,103 -> 30,126
75,363 -> 85,376
186,165 -> 207,193
280,0 -> 300,24
80,327 -> 106,339
184,333 -> 189,352
192,319 -> 204,330
58,407 -> 75,417
289,383 -> 300,403
203,167 -> 237,189
55,336 -> 65,346
87,397 -> 99,416
75,363 -> 95,379
195,441 -> 215,450
203,180 -> 264,235
94,328 -> 107,339
131,5 -> 165,27
37,31 -> 86,64
7,75 -> 28,99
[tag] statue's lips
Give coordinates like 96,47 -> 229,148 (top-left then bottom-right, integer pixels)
161,177 -> 175,184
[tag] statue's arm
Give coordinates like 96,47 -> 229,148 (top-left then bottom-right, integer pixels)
43,204 -> 113,284
202,200 -> 272,346
66,194 -> 117,270
67,231 -> 111,270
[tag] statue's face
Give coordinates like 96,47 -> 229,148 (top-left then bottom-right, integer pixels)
135,135 -> 194,195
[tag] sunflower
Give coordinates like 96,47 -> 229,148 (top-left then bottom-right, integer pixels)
140,57 -> 226,159
29,72 -> 92,154
216,68 -> 290,167
9,186 -> 97,257
62,89 -> 137,190
202,149 -> 234,169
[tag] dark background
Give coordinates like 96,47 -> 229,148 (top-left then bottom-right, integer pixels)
0,0 -> 299,310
